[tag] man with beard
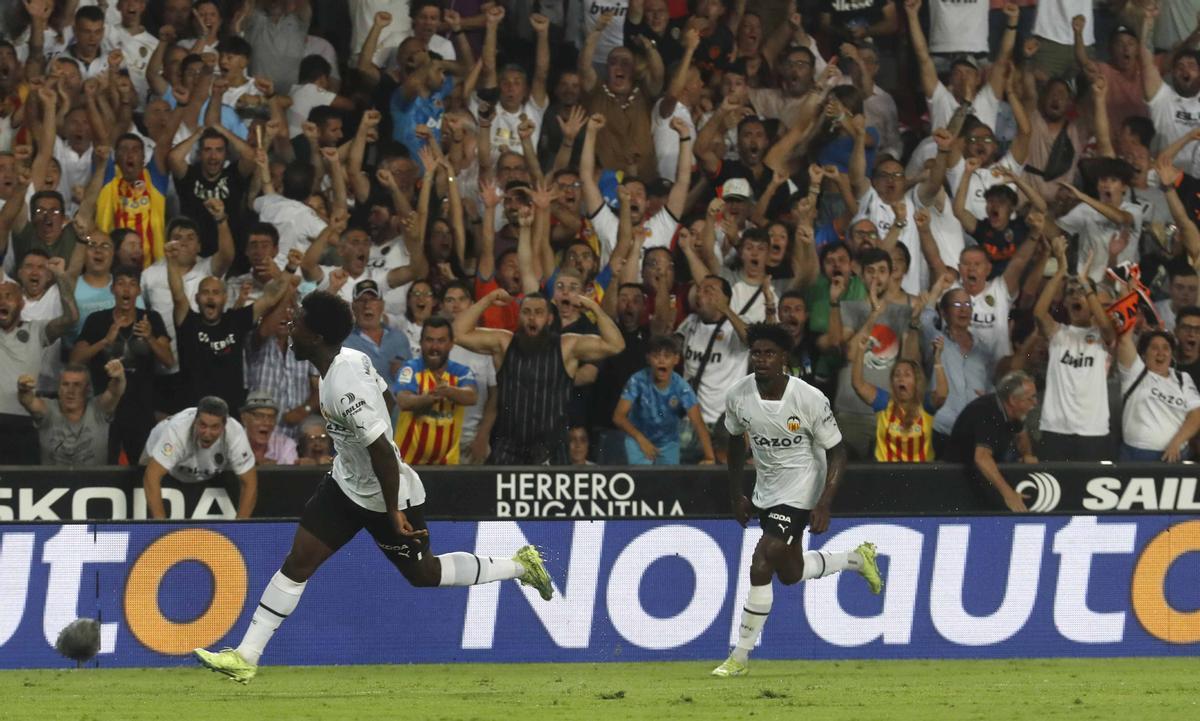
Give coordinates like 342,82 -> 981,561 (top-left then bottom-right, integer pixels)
0,265 -> 81,464
578,14 -> 664,181
166,238 -> 295,411
1141,6 -> 1200,180
806,242 -> 867,390
301,216 -> 427,307
141,396 -> 258,518
580,113 -> 691,266
392,316 -> 478,465
747,45 -> 818,130
168,126 -> 255,261
1018,73 -> 1102,205
18,360 -> 126,466
240,391 -> 298,466
454,288 -> 625,464
71,266 -> 173,462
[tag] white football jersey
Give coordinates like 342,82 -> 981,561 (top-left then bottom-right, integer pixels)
725,374 -> 843,511
320,347 -> 426,512
143,408 -> 255,483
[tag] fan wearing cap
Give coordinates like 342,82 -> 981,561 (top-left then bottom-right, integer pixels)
166,237 -> 296,411
240,390 -> 298,466
1073,18 -> 1147,131
342,278 -> 413,381
140,396 -> 258,519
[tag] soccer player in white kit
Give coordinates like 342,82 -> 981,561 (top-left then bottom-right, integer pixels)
712,323 -> 883,678
195,292 -> 553,684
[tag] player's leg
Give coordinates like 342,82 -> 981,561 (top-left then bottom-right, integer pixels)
365,505 -> 554,599
772,509 -> 883,593
195,476 -> 362,682
714,511 -> 788,677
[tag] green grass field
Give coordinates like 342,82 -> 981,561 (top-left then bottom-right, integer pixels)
2,658 -> 1196,720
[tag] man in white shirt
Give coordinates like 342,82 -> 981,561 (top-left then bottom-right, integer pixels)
471,8 -> 550,160
713,322 -> 881,678
349,0 -> 413,68
193,291 -> 554,684
104,0 -> 159,107
1141,6 -> 1200,177
299,216 -> 427,307
676,276 -> 750,445
1048,158 -> 1143,283
287,56 -> 354,138
580,112 -> 692,266
140,396 -> 258,518
253,164 -> 328,266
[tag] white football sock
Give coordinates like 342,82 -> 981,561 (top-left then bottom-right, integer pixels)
437,552 -> 525,587
801,549 -> 863,581
731,583 -> 773,663
236,570 -> 307,665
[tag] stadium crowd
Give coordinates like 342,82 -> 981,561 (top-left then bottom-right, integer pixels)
3,0 -> 1200,478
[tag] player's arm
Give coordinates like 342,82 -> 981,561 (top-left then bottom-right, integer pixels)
726,429 -> 752,527
567,295 -> 627,361
974,444 -> 1027,512
808,441 -> 847,533
143,459 -> 171,519
365,433 -> 425,538
235,467 -> 258,518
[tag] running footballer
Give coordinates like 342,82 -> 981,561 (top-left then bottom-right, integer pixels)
713,323 -> 883,678
194,292 -> 553,684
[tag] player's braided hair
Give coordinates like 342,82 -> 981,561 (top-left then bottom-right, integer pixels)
746,322 -> 793,352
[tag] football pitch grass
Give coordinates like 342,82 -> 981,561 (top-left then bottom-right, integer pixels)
2,658 -> 1195,720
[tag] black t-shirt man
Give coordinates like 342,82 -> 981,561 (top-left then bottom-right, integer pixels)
947,393 -> 1025,507
77,307 -> 169,461
176,304 -> 255,411
177,164 -> 249,261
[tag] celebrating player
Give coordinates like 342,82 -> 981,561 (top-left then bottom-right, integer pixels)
713,323 -> 883,678
194,291 -> 554,684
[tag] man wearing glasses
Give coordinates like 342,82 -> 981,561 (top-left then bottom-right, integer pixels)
0,191 -> 80,270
